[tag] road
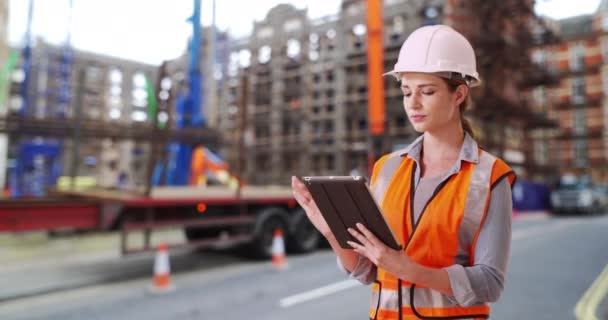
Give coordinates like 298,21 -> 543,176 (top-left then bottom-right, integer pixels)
0,214 -> 607,320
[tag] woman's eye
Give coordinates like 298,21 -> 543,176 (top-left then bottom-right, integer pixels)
402,92 -> 411,97
422,91 -> 435,95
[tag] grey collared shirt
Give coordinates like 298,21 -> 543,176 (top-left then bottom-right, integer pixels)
338,133 -> 512,306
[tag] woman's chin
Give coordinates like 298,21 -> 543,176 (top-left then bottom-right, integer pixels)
411,124 -> 426,133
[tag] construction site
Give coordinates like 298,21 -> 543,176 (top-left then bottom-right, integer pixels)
0,0 -> 552,250
0,0 -> 573,194
0,0 -> 607,319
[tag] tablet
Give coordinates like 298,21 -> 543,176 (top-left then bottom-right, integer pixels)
299,176 -> 402,250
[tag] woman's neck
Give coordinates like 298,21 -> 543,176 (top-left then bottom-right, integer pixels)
421,124 -> 465,172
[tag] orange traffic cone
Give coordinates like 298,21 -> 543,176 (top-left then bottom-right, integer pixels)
271,229 -> 288,270
150,243 -> 175,293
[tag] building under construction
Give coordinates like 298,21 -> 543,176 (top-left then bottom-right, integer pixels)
1,0 -> 561,193
528,1 -> 608,184
216,0 -> 557,186
3,39 -> 160,194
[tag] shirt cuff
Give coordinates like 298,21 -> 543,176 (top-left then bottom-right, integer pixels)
444,264 -> 477,306
337,255 -> 376,285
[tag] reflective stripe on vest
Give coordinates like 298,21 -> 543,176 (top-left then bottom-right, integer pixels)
369,149 -> 514,320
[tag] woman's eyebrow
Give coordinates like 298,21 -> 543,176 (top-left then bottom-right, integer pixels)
401,84 -> 438,89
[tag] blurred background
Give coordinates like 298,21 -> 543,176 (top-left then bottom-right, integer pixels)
0,0 -> 607,319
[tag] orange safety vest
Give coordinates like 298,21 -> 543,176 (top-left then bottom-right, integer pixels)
368,148 -> 515,320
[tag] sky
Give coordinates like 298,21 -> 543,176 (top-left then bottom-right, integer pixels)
6,0 -> 604,66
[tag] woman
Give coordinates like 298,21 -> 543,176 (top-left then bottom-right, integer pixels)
292,24 -> 514,320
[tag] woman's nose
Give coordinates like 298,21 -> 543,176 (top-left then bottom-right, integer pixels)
406,94 -> 421,110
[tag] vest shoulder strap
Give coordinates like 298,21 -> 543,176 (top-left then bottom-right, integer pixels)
490,158 -> 516,189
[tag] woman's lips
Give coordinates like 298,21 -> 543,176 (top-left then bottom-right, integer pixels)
410,115 -> 426,122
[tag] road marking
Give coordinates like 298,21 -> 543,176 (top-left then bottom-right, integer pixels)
575,263 -> 608,320
512,211 -> 549,222
511,220 -> 572,241
279,279 -> 361,308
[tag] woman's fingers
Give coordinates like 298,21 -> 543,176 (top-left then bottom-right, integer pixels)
293,191 -> 313,210
291,177 -> 315,207
346,240 -> 365,252
355,223 -> 384,248
291,177 -> 310,196
348,227 -> 372,248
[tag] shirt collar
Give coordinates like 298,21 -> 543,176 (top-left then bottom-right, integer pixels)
399,132 -> 479,166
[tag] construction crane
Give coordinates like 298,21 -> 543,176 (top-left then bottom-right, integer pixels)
163,0 -> 204,186
366,0 -> 385,174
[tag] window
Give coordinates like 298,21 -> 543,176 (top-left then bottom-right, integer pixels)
573,108 -> 586,135
326,154 -> 335,171
569,43 -> 585,71
312,155 -> 321,171
574,139 -> 587,167
359,119 -> 368,130
283,19 -> 302,33
109,69 -> 123,84
533,86 -> 547,111
228,52 -> 239,77
86,66 -> 102,81
286,39 -> 301,58
353,24 -> 366,36
309,33 -> 320,62
258,46 -> 272,64
571,77 -> 586,104
312,121 -> 321,135
391,16 -> 404,43
532,49 -> 546,67
534,140 -> 548,165
238,50 -> 251,68
257,27 -> 274,39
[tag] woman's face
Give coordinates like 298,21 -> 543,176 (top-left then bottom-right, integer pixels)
399,72 -> 466,133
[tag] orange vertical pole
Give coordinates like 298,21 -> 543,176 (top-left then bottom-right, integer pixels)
367,0 -> 385,174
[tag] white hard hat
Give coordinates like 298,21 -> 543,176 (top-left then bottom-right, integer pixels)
384,25 -> 481,87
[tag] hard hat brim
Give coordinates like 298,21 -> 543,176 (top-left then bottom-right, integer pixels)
382,68 -> 481,87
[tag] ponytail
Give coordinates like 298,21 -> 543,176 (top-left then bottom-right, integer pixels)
459,95 -> 475,139
443,78 -> 475,139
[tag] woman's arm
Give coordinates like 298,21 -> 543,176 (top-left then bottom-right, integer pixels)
444,178 -> 512,305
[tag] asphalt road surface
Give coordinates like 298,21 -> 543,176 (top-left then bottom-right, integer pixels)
0,214 -> 607,320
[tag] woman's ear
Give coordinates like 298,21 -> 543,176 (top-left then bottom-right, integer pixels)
454,84 -> 469,106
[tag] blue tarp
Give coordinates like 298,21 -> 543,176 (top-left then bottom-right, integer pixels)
512,180 -> 551,211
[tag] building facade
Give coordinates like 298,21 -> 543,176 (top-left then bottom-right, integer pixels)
529,1 -> 608,184
216,0 -> 555,185
7,40 -> 159,189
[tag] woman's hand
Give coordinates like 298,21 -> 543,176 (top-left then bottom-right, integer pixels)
347,223 -> 419,282
291,176 -> 332,238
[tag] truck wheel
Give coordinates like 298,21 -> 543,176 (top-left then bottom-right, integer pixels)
287,208 -> 321,254
249,208 -> 288,259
